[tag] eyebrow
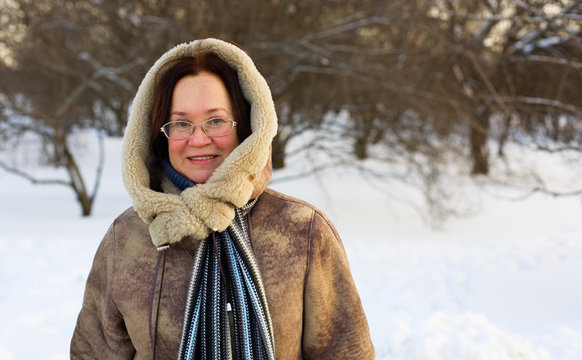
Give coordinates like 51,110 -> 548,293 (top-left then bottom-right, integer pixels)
170,107 -> 230,117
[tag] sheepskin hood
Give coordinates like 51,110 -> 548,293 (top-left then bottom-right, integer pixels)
122,38 -> 278,248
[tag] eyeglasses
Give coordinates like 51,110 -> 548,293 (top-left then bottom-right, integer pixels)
160,118 -> 237,140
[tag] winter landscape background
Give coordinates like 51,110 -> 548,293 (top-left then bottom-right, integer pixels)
0,134 -> 581,360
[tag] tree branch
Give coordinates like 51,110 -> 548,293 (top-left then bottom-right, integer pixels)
89,131 -> 106,203
0,160 -> 70,186
499,96 -> 582,115
510,54 -> 582,69
526,186 -> 582,198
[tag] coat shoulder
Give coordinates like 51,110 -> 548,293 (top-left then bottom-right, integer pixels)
114,207 -> 147,228
258,188 -> 340,239
261,187 -> 313,205
258,188 -> 322,217
107,207 -> 155,253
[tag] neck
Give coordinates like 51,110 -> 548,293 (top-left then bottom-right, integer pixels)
162,160 -> 195,191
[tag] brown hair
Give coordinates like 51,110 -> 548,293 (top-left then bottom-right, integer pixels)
148,51 -> 252,188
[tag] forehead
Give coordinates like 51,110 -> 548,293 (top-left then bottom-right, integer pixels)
171,73 -> 232,114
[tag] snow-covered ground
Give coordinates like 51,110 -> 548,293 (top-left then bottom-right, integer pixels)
0,135 -> 581,359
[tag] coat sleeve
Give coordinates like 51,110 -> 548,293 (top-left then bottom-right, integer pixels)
302,210 -> 375,359
70,221 -> 136,359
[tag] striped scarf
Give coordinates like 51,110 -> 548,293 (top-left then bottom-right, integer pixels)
163,161 -> 275,360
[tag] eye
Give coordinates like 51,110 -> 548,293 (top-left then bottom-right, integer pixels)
206,117 -> 228,126
173,121 -> 192,129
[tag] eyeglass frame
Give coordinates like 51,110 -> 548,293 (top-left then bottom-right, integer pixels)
160,118 -> 238,140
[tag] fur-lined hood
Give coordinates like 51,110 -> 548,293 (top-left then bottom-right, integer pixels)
122,38 -> 278,248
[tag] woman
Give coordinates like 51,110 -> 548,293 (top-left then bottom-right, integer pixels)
71,38 -> 374,360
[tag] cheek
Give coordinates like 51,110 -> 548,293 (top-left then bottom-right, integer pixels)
218,134 -> 240,155
168,141 -> 184,160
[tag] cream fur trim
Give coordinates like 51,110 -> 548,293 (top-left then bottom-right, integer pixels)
122,38 -> 278,247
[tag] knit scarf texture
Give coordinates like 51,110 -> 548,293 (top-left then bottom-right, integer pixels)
163,162 -> 275,360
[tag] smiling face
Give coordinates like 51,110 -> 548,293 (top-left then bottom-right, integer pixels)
167,72 -> 240,184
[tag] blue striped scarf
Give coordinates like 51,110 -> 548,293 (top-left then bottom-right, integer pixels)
163,161 -> 275,360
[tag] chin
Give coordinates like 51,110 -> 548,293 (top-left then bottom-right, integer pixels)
190,174 -> 210,184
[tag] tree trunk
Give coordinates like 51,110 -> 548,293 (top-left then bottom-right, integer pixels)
470,114 -> 490,175
354,137 -> 368,160
62,143 -> 94,216
354,116 -> 372,160
77,191 -> 93,217
497,114 -> 509,158
272,134 -> 287,169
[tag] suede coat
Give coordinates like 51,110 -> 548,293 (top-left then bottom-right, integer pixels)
71,38 -> 374,359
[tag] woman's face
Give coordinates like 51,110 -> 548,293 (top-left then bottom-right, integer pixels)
167,72 -> 240,184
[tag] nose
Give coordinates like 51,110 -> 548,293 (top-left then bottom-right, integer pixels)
187,125 -> 212,146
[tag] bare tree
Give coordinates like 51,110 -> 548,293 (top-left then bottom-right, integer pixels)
0,0 -> 155,215
2,0 -> 580,220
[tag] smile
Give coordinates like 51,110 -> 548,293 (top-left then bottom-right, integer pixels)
188,155 -> 216,161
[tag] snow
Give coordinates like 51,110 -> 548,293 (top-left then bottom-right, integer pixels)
1,135 -> 581,360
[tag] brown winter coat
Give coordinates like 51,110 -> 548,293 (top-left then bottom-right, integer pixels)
71,188 -> 374,359
71,38 -> 374,359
